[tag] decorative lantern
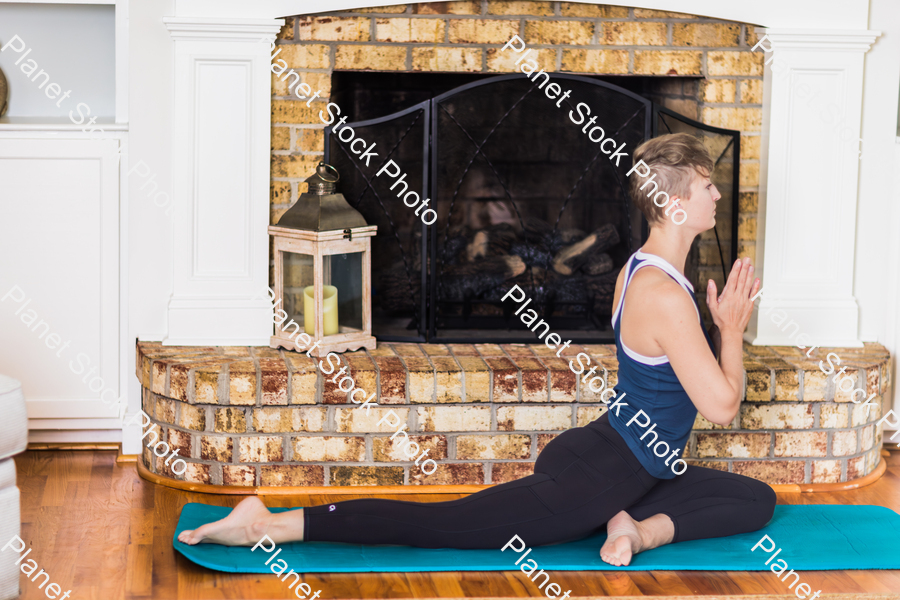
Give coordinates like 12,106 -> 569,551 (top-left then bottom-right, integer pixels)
268,162 -> 377,357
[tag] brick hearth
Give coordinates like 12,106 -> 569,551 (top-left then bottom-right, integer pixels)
135,341 -> 890,488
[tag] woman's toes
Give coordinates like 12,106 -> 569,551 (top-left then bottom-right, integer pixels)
178,529 -> 199,545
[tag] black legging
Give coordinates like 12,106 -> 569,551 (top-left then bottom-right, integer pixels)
304,412 -> 776,548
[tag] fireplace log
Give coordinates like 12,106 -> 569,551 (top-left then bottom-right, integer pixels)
522,220 -> 586,253
585,270 -> 620,307
466,230 -> 489,262
487,223 -> 517,255
582,253 -> 614,276
441,231 -> 470,266
442,255 -> 526,298
534,270 -> 618,312
551,224 -> 619,276
560,229 -> 587,244
509,241 -> 552,269
465,224 -> 517,262
487,267 -> 620,313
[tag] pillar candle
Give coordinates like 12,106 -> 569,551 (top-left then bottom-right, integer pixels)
304,285 -> 338,336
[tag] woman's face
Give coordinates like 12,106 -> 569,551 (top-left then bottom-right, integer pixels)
681,171 -> 720,230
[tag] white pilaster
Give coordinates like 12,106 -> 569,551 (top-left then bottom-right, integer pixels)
748,29 -> 880,348
162,18 -> 282,345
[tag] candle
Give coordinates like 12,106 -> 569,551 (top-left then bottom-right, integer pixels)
304,285 -> 338,336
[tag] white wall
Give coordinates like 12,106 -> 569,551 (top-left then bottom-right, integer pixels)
128,0 -> 174,345
121,0 -> 175,452
857,0 -> 900,340
857,0 -> 900,418
0,2 -> 116,118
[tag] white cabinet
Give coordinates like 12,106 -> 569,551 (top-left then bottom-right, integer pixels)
0,136 -> 123,437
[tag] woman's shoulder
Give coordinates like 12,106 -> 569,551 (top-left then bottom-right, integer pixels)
627,265 -> 695,314
629,263 -> 683,291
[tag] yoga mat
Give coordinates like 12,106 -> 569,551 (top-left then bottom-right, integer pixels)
174,503 -> 900,573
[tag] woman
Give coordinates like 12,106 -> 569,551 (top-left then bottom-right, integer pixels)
179,133 -> 775,567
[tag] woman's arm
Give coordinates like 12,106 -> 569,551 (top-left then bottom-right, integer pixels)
635,259 -> 758,426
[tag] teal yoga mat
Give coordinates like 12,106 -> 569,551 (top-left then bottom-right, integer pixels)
174,503 -> 900,573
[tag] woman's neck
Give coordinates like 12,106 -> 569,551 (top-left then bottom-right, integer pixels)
639,224 -> 697,277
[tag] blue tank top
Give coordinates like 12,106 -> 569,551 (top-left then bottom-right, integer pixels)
607,250 -> 715,479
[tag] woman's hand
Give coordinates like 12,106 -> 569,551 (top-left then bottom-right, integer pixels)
706,257 -> 760,336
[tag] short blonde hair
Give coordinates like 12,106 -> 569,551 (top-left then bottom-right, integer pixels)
628,133 -> 714,225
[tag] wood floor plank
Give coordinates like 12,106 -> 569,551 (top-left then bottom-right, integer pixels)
418,571 -> 466,597
595,571 -> 644,597
727,570 -> 784,595
813,570 -> 869,595
102,476 -> 134,600
403,572 -> 443,598
357,571 -> 415,598
126,543 -> 154,598
15,472 -> 46,524
652,571 -> 700,596
560,572 -> 611,597
56,480 -> 93,594
841,569 -> 896,594
18,451 -> 54,478
454,572 -> 514,598
674,572 -> 746,595
131,507 -> 154,546
33,505 -> 62,561
177,567 -> 251,600
63,449 -> 96,481
628,571 -> 694,596
38,452 -> 71,507
152,483 -> 185,600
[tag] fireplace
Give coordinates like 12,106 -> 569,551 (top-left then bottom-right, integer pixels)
324,72 -> 740,343
138,1 -> 884,487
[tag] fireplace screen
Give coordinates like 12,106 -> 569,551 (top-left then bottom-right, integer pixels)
325,73 -> 739,343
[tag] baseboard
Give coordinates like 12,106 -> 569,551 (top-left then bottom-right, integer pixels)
116,452 -> 138,464
27,441 -> 121,451
27,428 -> 123,443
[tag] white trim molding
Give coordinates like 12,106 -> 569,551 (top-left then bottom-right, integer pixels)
163,17 -> 287,42
747,28 -> 881,348
162,18 -> 282,346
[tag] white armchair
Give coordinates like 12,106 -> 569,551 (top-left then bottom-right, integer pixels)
0,376 -> 27,600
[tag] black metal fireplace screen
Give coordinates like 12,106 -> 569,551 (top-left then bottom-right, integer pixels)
324,73 -> 739,343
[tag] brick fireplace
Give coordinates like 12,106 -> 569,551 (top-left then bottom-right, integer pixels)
144,2 -> 886,490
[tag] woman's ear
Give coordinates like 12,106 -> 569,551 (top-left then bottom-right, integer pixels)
664,195 -> 681,216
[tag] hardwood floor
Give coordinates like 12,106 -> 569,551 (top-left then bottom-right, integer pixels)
11,449 -> 900,600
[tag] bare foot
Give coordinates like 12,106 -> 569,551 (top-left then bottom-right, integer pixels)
178,497 -> 273,546
599,510 -> 644,566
